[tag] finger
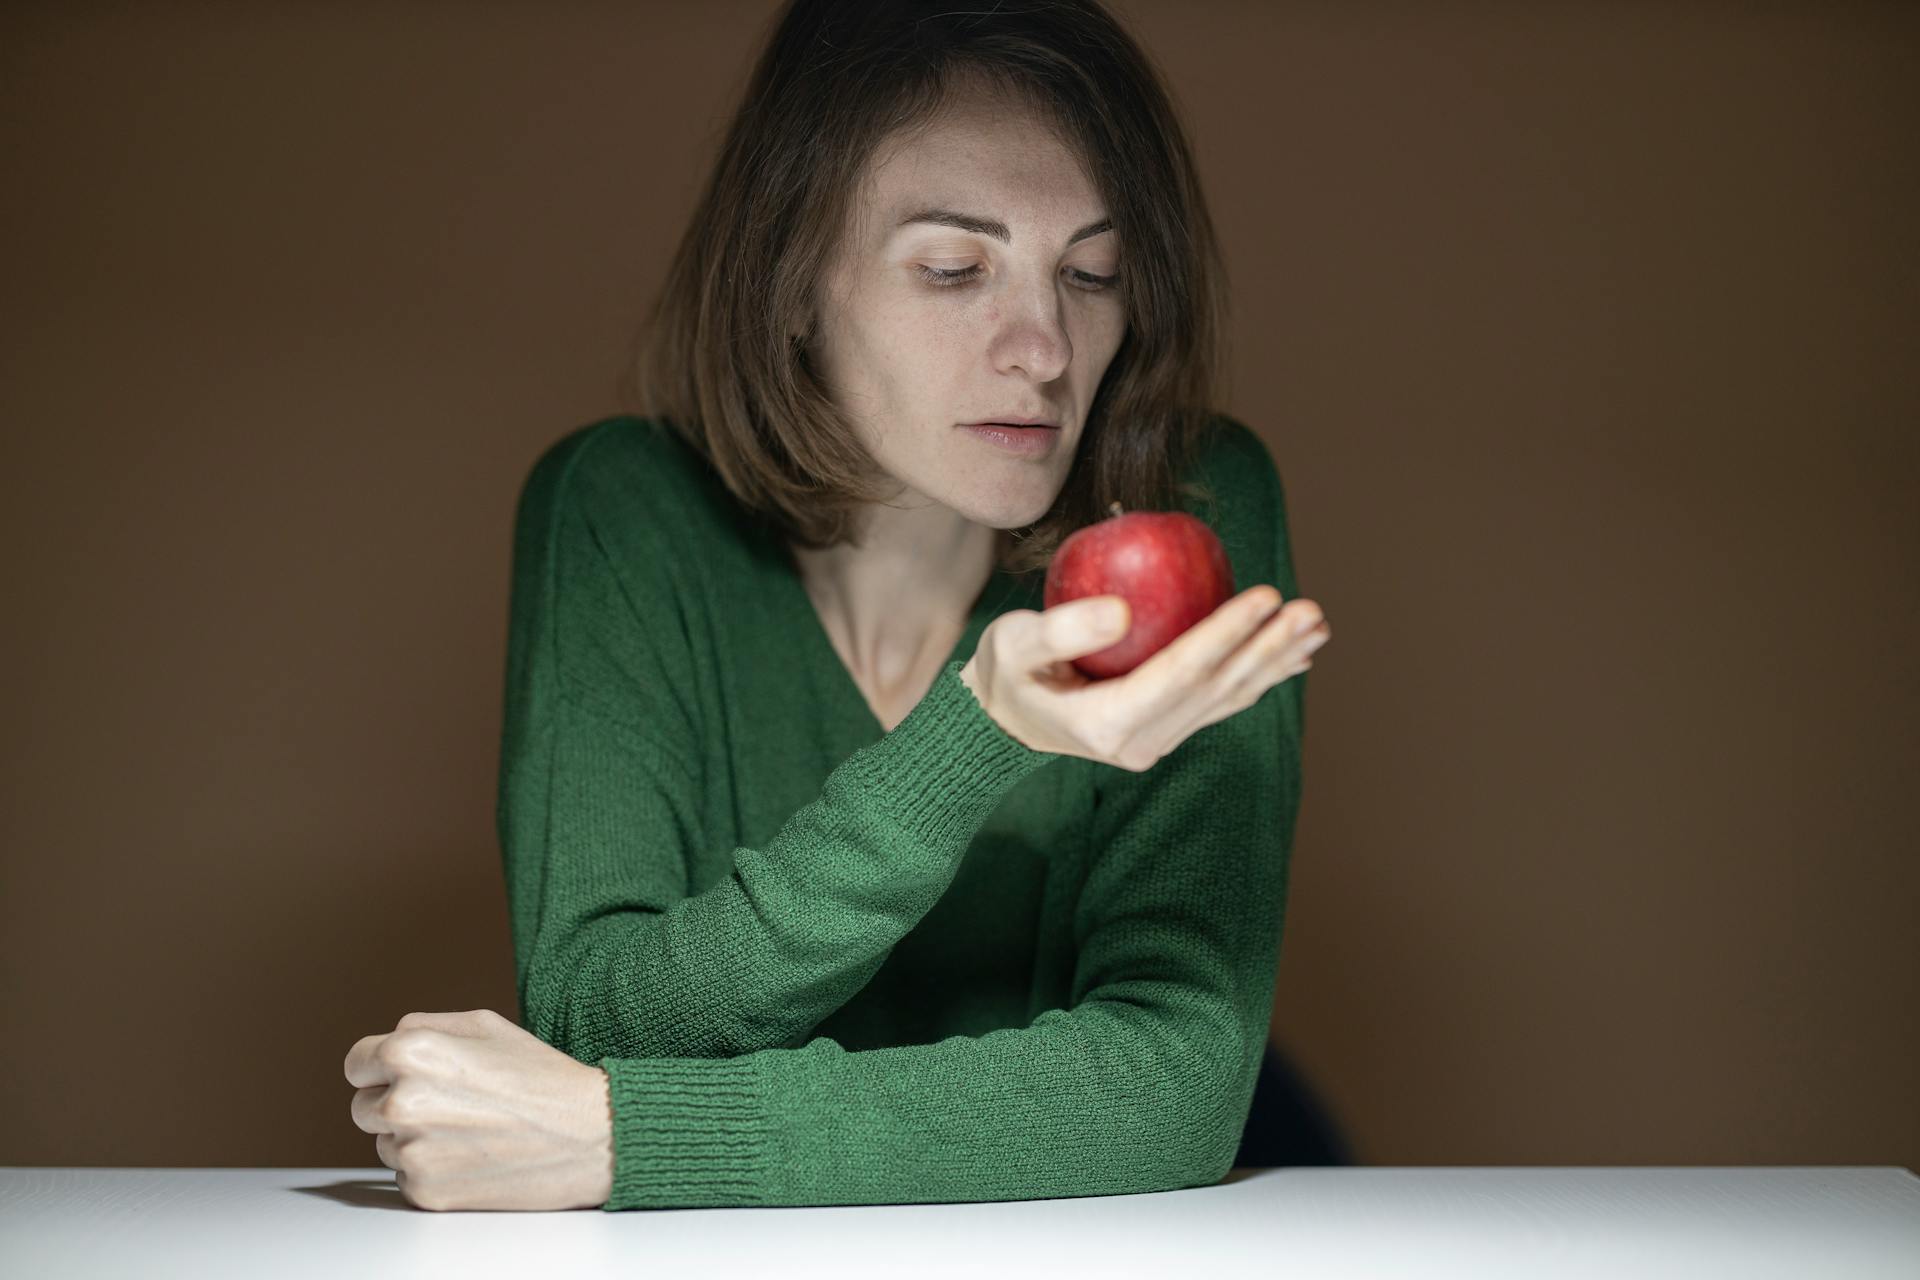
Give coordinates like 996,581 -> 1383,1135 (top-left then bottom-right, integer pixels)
1214,605 -> 1326,697
1185,644 -> 1320,741
351,1083 -> 392,1135
1034,596 -> 1133,666
344,1033 -> 394,1089
1287,602 -> 1327,635
375,1131 -> 402,1171
1120,586 -> 1283,711
1146,601 -> 1314,751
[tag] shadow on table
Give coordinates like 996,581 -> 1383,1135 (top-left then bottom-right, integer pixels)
1234,1040 -> 1354,1169
293,1179 -> 409,1209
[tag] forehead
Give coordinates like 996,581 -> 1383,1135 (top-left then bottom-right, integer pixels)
862,95 -> 1098,219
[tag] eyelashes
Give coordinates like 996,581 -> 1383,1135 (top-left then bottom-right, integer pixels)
914,264 -> 1119,292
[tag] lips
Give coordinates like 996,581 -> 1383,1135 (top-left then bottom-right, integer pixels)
965,417 -> 1061,429
960,422 -> 1062,456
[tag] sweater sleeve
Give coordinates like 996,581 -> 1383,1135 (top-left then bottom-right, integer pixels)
593,430 -> 1308,1211
496,432 -> 1059,1066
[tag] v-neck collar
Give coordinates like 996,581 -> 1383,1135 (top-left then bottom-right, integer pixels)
766,528 -> 1040,741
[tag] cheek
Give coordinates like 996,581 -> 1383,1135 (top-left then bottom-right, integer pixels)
832,304 -> 928,376
1087,307 -> 1129,360
886,312 -> 984,376
918,294 -> 986,342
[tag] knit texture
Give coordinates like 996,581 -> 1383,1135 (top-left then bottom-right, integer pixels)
496,413 -> 1307,1210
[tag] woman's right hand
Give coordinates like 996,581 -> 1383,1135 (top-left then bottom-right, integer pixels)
957,586 -> 1330,772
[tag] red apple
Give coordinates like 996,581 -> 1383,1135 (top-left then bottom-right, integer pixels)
1044,501 -> 1236,680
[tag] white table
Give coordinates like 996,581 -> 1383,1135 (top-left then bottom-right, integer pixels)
3,1166 -> 1916,1278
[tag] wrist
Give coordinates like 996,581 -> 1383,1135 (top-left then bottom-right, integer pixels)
577,1065 -> 614,1208
958,655 -> 986,709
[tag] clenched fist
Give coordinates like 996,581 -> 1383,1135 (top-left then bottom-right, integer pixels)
344,1008 -> 614,1211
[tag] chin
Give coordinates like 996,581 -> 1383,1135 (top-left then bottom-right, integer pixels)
920,465 -> 1065,530
955,495 -> 1058,531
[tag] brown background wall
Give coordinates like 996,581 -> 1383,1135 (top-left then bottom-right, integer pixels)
2,0 -> 1913,1172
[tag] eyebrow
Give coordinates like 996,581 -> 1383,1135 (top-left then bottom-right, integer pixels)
895,207 -> 1113,247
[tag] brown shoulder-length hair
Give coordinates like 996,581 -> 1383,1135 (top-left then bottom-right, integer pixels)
619,0 -> 1229,579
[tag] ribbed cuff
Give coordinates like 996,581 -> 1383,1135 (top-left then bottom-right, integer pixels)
601,1055 -> 768,1210
837,659 -> 1059,847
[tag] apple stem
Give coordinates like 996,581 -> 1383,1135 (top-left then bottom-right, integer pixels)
1108,501 -> 1124,519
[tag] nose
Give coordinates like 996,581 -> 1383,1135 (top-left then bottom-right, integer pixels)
989,280 -> 1074,383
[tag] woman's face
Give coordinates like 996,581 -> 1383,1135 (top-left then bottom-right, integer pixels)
803,90 -> 1127,530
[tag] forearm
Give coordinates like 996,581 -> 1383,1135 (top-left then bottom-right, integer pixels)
521,663 -> 1059,1064
592,995 -> 1261,1210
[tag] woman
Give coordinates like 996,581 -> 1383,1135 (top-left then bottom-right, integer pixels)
346,0 -> 1331,1212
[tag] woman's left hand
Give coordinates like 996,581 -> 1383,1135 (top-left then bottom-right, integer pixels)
344,1008 -> 614,1211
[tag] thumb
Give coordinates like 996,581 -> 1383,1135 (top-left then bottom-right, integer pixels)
1049,595 -> 1131,658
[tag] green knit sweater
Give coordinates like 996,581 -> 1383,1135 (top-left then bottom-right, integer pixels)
496,413 -> 1307,1211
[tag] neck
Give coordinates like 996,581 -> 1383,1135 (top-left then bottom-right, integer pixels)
790,512 -> 1006,691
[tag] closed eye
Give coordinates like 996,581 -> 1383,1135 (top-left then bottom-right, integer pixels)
915,264 -> 1119,291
